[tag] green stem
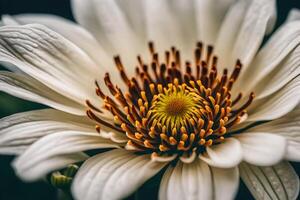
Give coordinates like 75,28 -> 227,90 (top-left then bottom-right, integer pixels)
58,189 -> 73,200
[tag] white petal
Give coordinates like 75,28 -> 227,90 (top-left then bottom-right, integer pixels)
145,0 -> 197,56
0,109 -> 91,129
0,24 -> 101,106
20,152 -> 88,179
114,0 -> 146,41
247,76 -> 300,121
195,0 -> 235,45
180,150 -> 197,163
13,131 -> 118,181
284,140 -> 300,162
233,0 -> 276,67
159,159 -> 213,200
234,132 -> 286,166
162,0 -> 197,54
199,138 -> 243,168
1,14 -> 113,71
215,0 -> 250,69
97,127 -> 128,144
0,16 -> 23,72
71,0 -> 105,44
240,161 -> 299,200
71,0 -> 141,73
236,20 -> 300,94
0,109 -> 94,155
211,166 -> 239,200
151,152 -> 177,163
2,14 -> 128,91
1,15 -> 20,25
72,149 -> 166,200
286,9 -> 300,22
253,46 -> 300,99
246,106 -> 300,161
216,0 -> 276,72
0,71 -> 85,115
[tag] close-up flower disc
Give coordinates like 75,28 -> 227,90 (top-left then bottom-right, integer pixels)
0,0 -> 300,200
87,42 -> 254,161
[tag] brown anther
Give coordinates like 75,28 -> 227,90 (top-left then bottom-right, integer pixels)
181,134 -> 188,142
200,129 -> 206,138
199,139 -> 206,145
169,137 -> 178,145
95,125 -> 101,133
135,132 -> 143,140
205,139 -> 213,146
177,141 -> 186,150
160,134 -> 169,142
159,144 -> 169,152
144,140 -> 154,148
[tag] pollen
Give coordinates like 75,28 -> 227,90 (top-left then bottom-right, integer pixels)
149,83 -> 202,129
165,98 -> 187,116
86,42 -> 254,156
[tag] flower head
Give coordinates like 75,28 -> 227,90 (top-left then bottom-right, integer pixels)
87,42 -> 254,159
0,0 -> 300,200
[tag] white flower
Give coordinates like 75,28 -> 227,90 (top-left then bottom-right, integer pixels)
0,0 -> 300,200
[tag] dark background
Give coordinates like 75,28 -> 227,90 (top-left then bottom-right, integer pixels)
0,0 -> 299,199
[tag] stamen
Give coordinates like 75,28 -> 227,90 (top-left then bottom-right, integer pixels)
86,42 -> 254,156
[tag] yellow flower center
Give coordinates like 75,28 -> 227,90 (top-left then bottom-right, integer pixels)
86,42 -> 254,156
149,83 -> 201,128
165,98 -> 189,116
